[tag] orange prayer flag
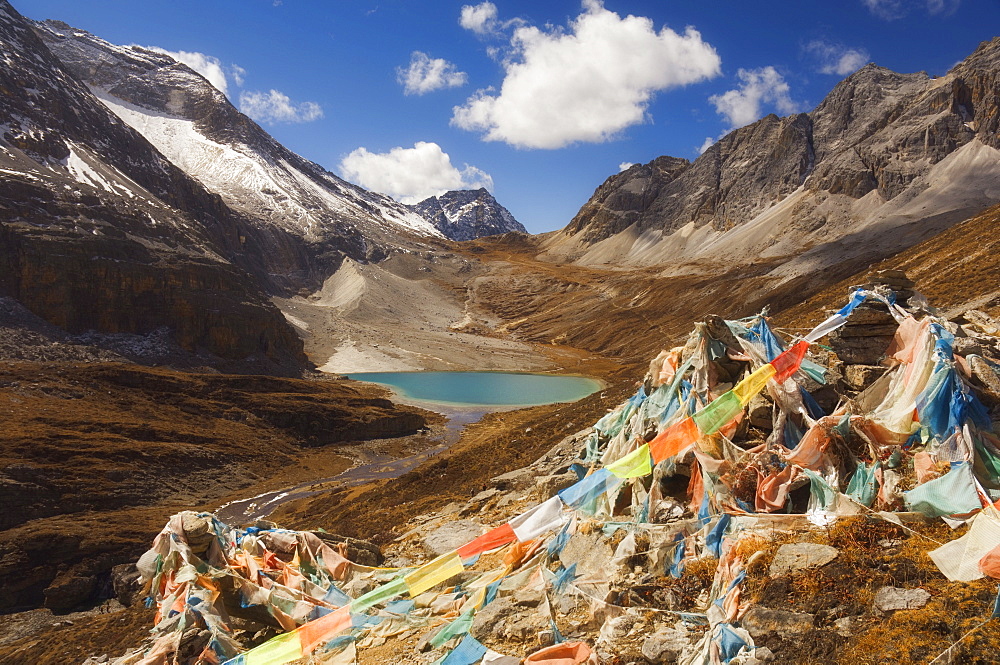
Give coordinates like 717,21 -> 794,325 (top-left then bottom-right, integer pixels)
649,417 -> 699,463
299,605 -> 351,654
457,523 -> 516,559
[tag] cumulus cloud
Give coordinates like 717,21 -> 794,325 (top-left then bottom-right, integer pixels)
618,162 -> 635,172
804,40 -> 870,76
460,2 -> 500,34
339,142 -> 493,204
708,67 -> 801,129
148,48 -> 230,96
698,136 -> 716,154
862,0 -> 959,19
451,0 -> 721,149
239,90 -> 323,124
397,52 -> 468,95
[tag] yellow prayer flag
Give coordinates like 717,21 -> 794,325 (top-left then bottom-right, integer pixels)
606,443 -> 652,479
404,552 -> 464,597
244,630 -> 302,665
733,364 -> 776,405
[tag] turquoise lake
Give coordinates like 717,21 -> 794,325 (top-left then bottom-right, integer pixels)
345,371 -> 602,407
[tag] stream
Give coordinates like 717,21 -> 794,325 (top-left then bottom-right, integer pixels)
214,408 -> 484,525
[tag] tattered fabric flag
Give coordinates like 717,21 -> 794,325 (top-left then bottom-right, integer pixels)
802,289 -> 867,344
692,391 -> 742,436
771,340 -> 810,382
430,611 -> 477,649
558,468 -> 621,509
846,461 -> 880,508
404,552 -> 464,597
523,641 -> 594,664
437,635 -> 487,665
236,631 -> 301,665
606,443 -> 652,478
904,461 -> 983,518
733,364 -> 776,405
509,496 -> 567,542
930,506 -> 1000,581
706,514 -> 732,558
349,577 -> 408,614
804,469 -> 838,513
649,416 -> 699,463
457,523 -> 517,560
298,605 -> 351,654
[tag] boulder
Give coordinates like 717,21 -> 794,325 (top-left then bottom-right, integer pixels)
741,606 -> 814,638
43,572 -> 95,611
470,596 -> 548,643
422,520 -> 485,558
534,472 -> 577,499
843,364 -> 887,390
641,621 -> 696,663
313,533 -> 384,567
873,586 -> 931,611
768,543 -> 839,576
111,563 -> 143,606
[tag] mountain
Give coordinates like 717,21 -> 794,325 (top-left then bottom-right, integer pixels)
410,188 -> 526,241
33,19 -> 443,290
0,0 -> 305,370
546,38 -> 1000,284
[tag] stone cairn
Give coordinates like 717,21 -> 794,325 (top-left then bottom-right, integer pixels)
827,270 -> 916,391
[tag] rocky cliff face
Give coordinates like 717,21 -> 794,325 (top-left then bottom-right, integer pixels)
0,0 -> 305,369
410,188 -> 526,241
35,19 -> 443,289
552,38 -> 1000,279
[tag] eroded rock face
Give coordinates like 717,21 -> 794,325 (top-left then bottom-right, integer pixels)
0,2 -> 306,369
561,38 -> 1000,267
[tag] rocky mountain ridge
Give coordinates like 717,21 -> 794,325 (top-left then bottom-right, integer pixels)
0,0 -> 305,370
549,38 -> 1000,281
410,188 -> 526,241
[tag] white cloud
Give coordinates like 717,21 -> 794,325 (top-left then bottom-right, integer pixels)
339,142 -> 493,204
698,137 -> 715,154
239,90 -> 323,124
618,161 -> 635,172
451,1 -> 721,149
231,64 -> 246,87
397,52 -> 468,95
804,40 -> 869,76
147,48 -> 229,96
708,66 -> 801,129
460,2 -> 499,35
926,0 -> 961,14
862,0 -> 906,19
862,0 -> 959,19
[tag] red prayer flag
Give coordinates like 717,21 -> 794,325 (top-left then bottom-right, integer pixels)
771,340 -> 809,382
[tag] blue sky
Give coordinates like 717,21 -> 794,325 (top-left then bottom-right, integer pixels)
17,0 -> 1000,233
